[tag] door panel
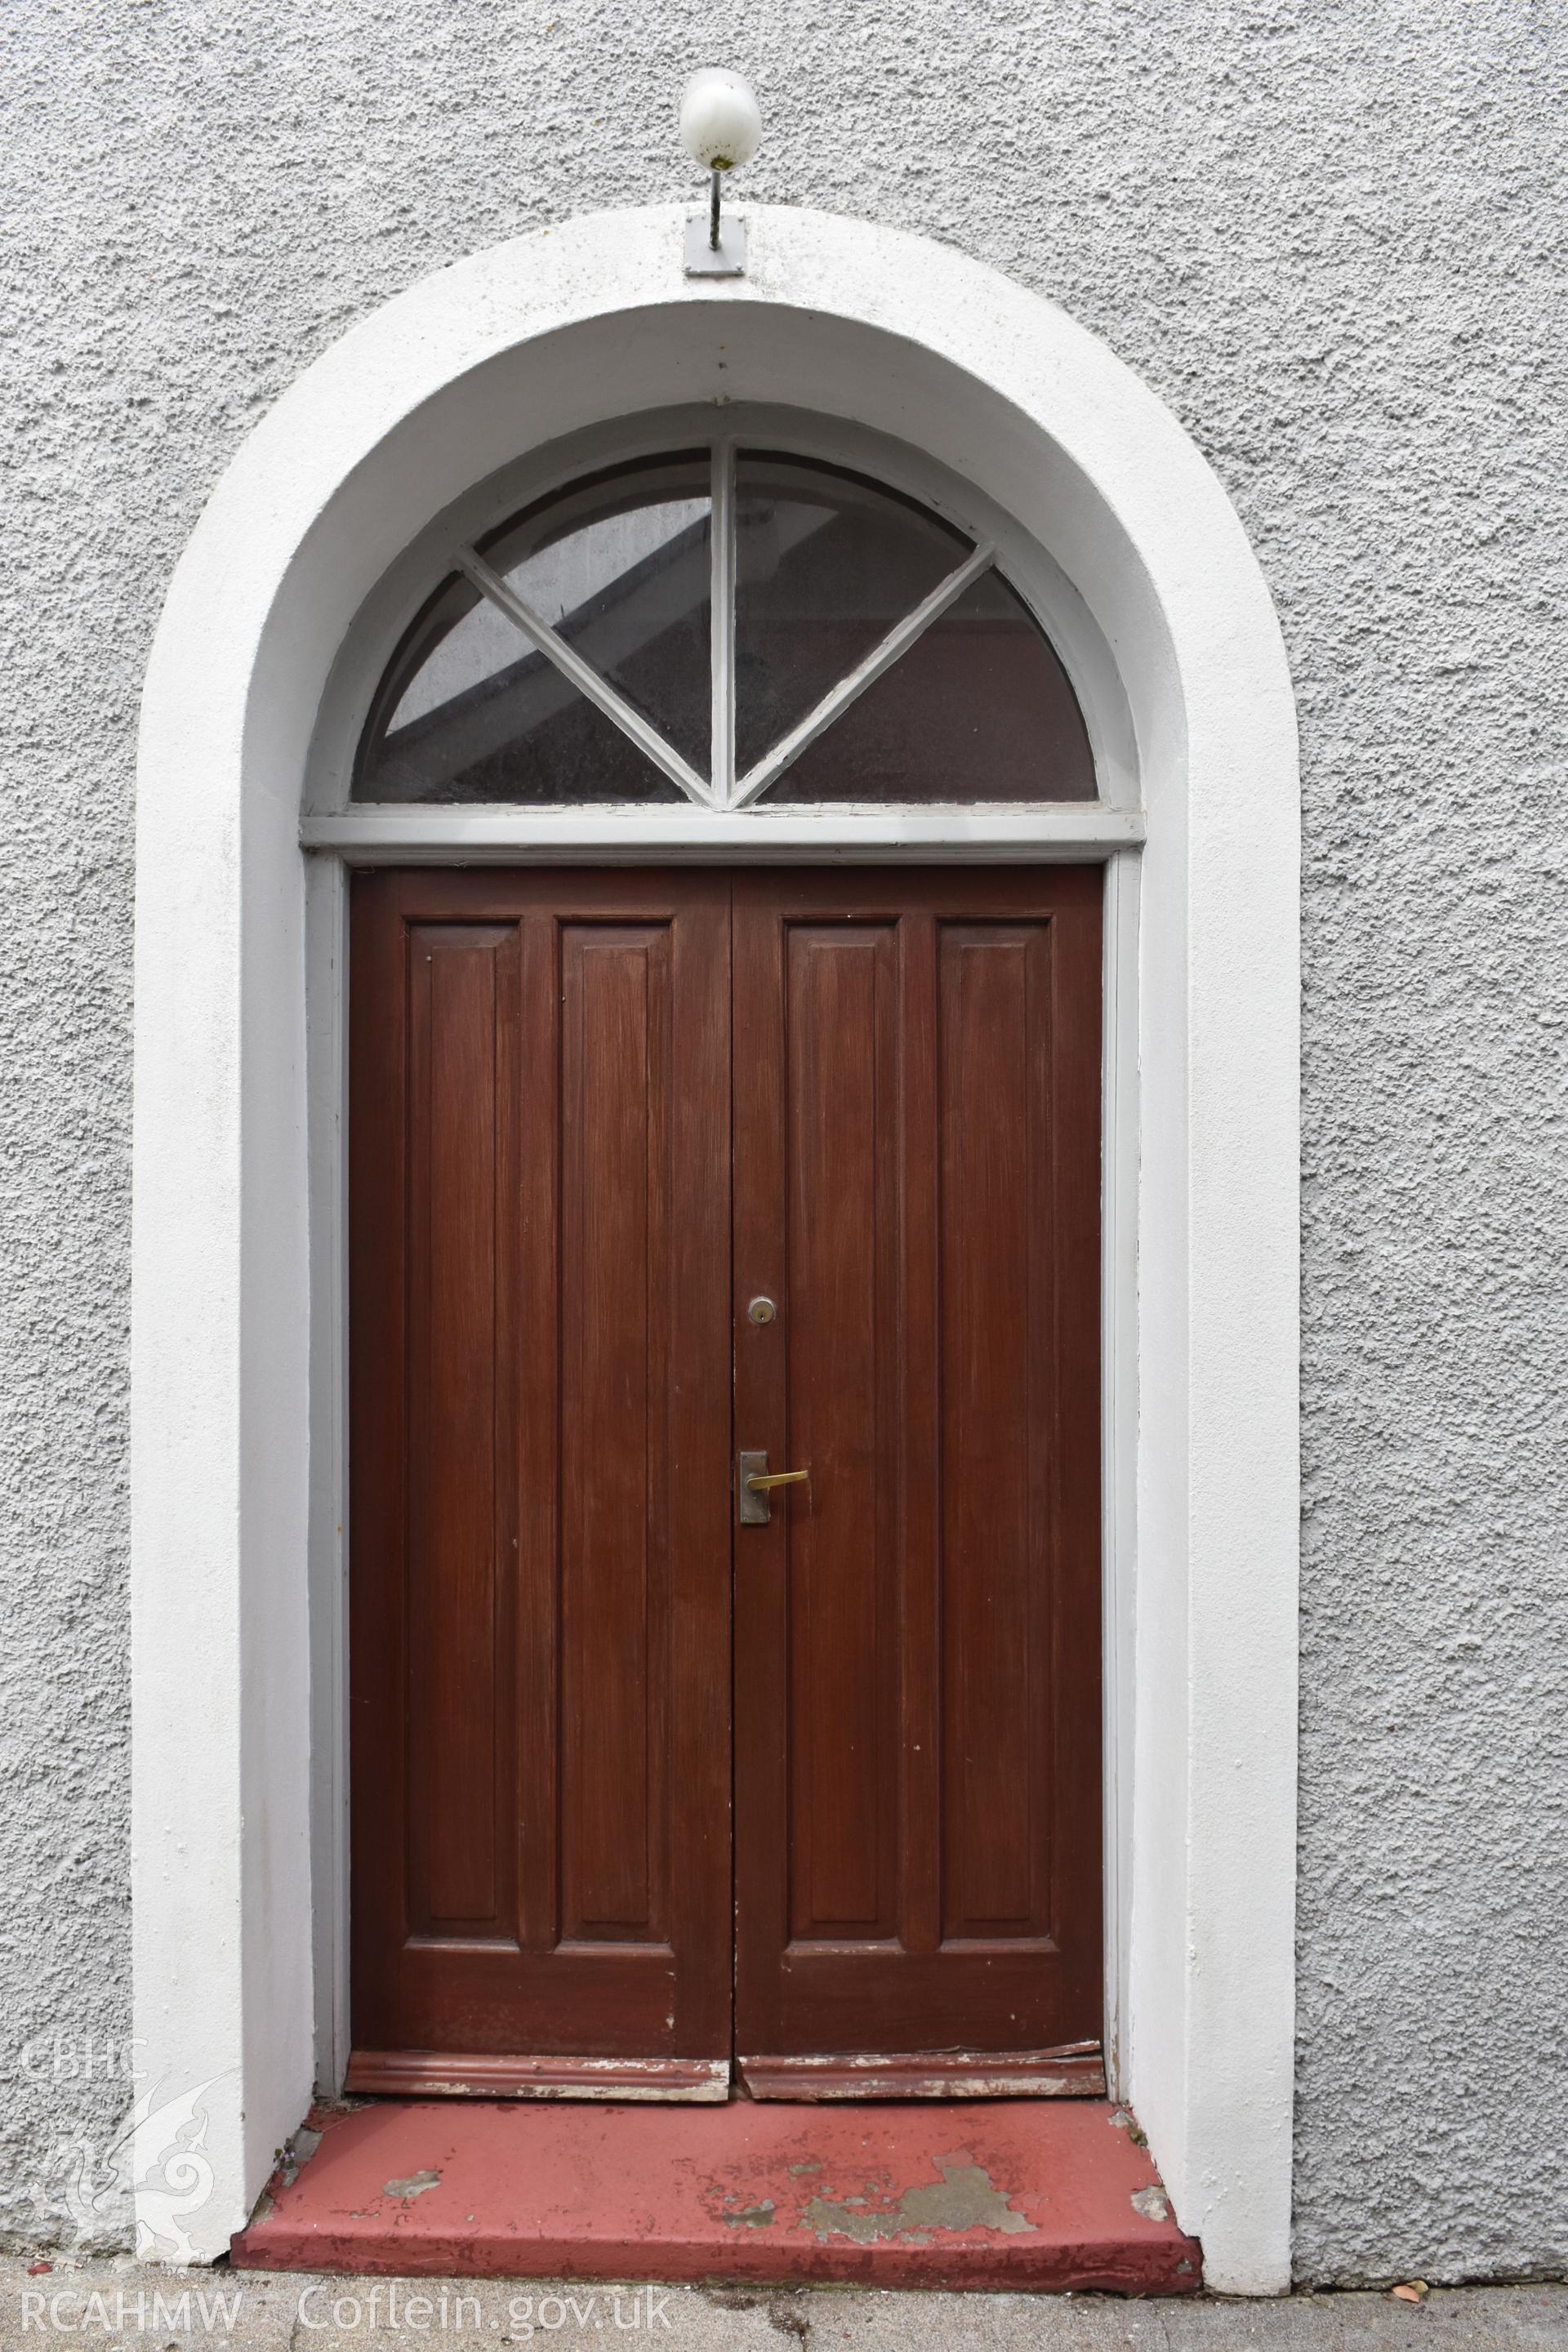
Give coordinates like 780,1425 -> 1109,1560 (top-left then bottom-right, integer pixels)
557,921 -> 672,1945
732,869 -> 1102,2072
783,920 -> 902,1943
404,920 -> 519,1944
938,921 -> 1058,1944
349,871 -> 732,2093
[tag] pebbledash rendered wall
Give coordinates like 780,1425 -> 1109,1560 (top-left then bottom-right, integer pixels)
1,0 -> 1563,2287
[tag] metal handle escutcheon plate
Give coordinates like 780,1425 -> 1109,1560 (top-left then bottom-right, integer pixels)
737,1451 -> 809,1526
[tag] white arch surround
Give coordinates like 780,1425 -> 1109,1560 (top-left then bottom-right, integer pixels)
131,206 -> 1299,2291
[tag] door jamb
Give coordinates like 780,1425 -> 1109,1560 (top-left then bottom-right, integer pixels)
306,853 -> 352,2091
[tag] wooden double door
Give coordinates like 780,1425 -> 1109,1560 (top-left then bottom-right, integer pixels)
349,868 -> 1103,2100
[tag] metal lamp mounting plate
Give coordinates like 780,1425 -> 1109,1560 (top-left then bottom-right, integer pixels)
684,213 -> 746,277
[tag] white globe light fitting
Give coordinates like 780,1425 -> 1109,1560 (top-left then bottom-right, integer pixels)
679,68 -> 762,173
678,68 -> 760,274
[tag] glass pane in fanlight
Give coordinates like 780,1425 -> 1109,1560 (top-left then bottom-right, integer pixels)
484,456 -> 711,776
734,453 -> 971,777
354,455 -> 710,804
766,568 -> 1096,804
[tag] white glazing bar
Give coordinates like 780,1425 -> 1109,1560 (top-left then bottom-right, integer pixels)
454,546 -> 717,808
710,438 -> 737,804
729,541 -> 996,808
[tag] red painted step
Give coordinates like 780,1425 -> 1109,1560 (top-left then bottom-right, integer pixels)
231,2096 -> 1200,2293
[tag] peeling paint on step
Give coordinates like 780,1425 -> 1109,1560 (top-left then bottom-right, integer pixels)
1130,2185 -> 1170,2222
800,2158 -> 1035,2244
721,2198 -> 777,2230
383,2169 -> 442,2201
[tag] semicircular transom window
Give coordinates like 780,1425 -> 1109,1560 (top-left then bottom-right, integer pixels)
354,448 -> 1095,808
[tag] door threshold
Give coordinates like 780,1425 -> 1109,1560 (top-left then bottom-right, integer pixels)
233,2096 -> 1200,2292
345,2047 -> 1107,2104
345,2051 -> 730,2101
740,2044 -> 1106,2099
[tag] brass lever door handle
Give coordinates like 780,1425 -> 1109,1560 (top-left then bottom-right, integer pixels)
737,1451 -> 809,1526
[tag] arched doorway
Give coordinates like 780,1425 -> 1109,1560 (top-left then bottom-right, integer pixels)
132,207 -> 1298,2287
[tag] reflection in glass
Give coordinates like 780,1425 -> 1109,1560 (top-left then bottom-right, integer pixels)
733,452 -> 971,777
354,457 -> 710,804
767,568 -> 1095,804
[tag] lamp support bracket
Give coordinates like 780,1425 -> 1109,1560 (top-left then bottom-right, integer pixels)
684,210 -> 746,277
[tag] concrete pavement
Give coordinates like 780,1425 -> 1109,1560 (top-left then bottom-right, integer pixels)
1,2262 -> 1564,2350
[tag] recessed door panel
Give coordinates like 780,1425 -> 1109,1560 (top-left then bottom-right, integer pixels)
404,921 -> 519,1943
782,920 -> 901,1943
938,921 -> 1058,1944
558,923 -> 672,1944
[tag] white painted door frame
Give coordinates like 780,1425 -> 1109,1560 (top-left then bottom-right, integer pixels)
131,205 -> 1299,2292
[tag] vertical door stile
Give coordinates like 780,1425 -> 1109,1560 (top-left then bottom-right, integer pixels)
515,906 -> 560,1958
348,873 -> 412,2021
731,880 -> 791,2022
1045,885 -> 1107,1962
898,907 -> 942,1960
491,918 -> 523,1957
664,869 -> 734,2058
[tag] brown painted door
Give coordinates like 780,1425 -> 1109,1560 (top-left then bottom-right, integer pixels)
347,870 -> 733,2096
349,866 -> 1102,2096
732,870 -> 1103,2089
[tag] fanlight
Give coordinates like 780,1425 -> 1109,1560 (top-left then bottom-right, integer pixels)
354,450 -> 1095,808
